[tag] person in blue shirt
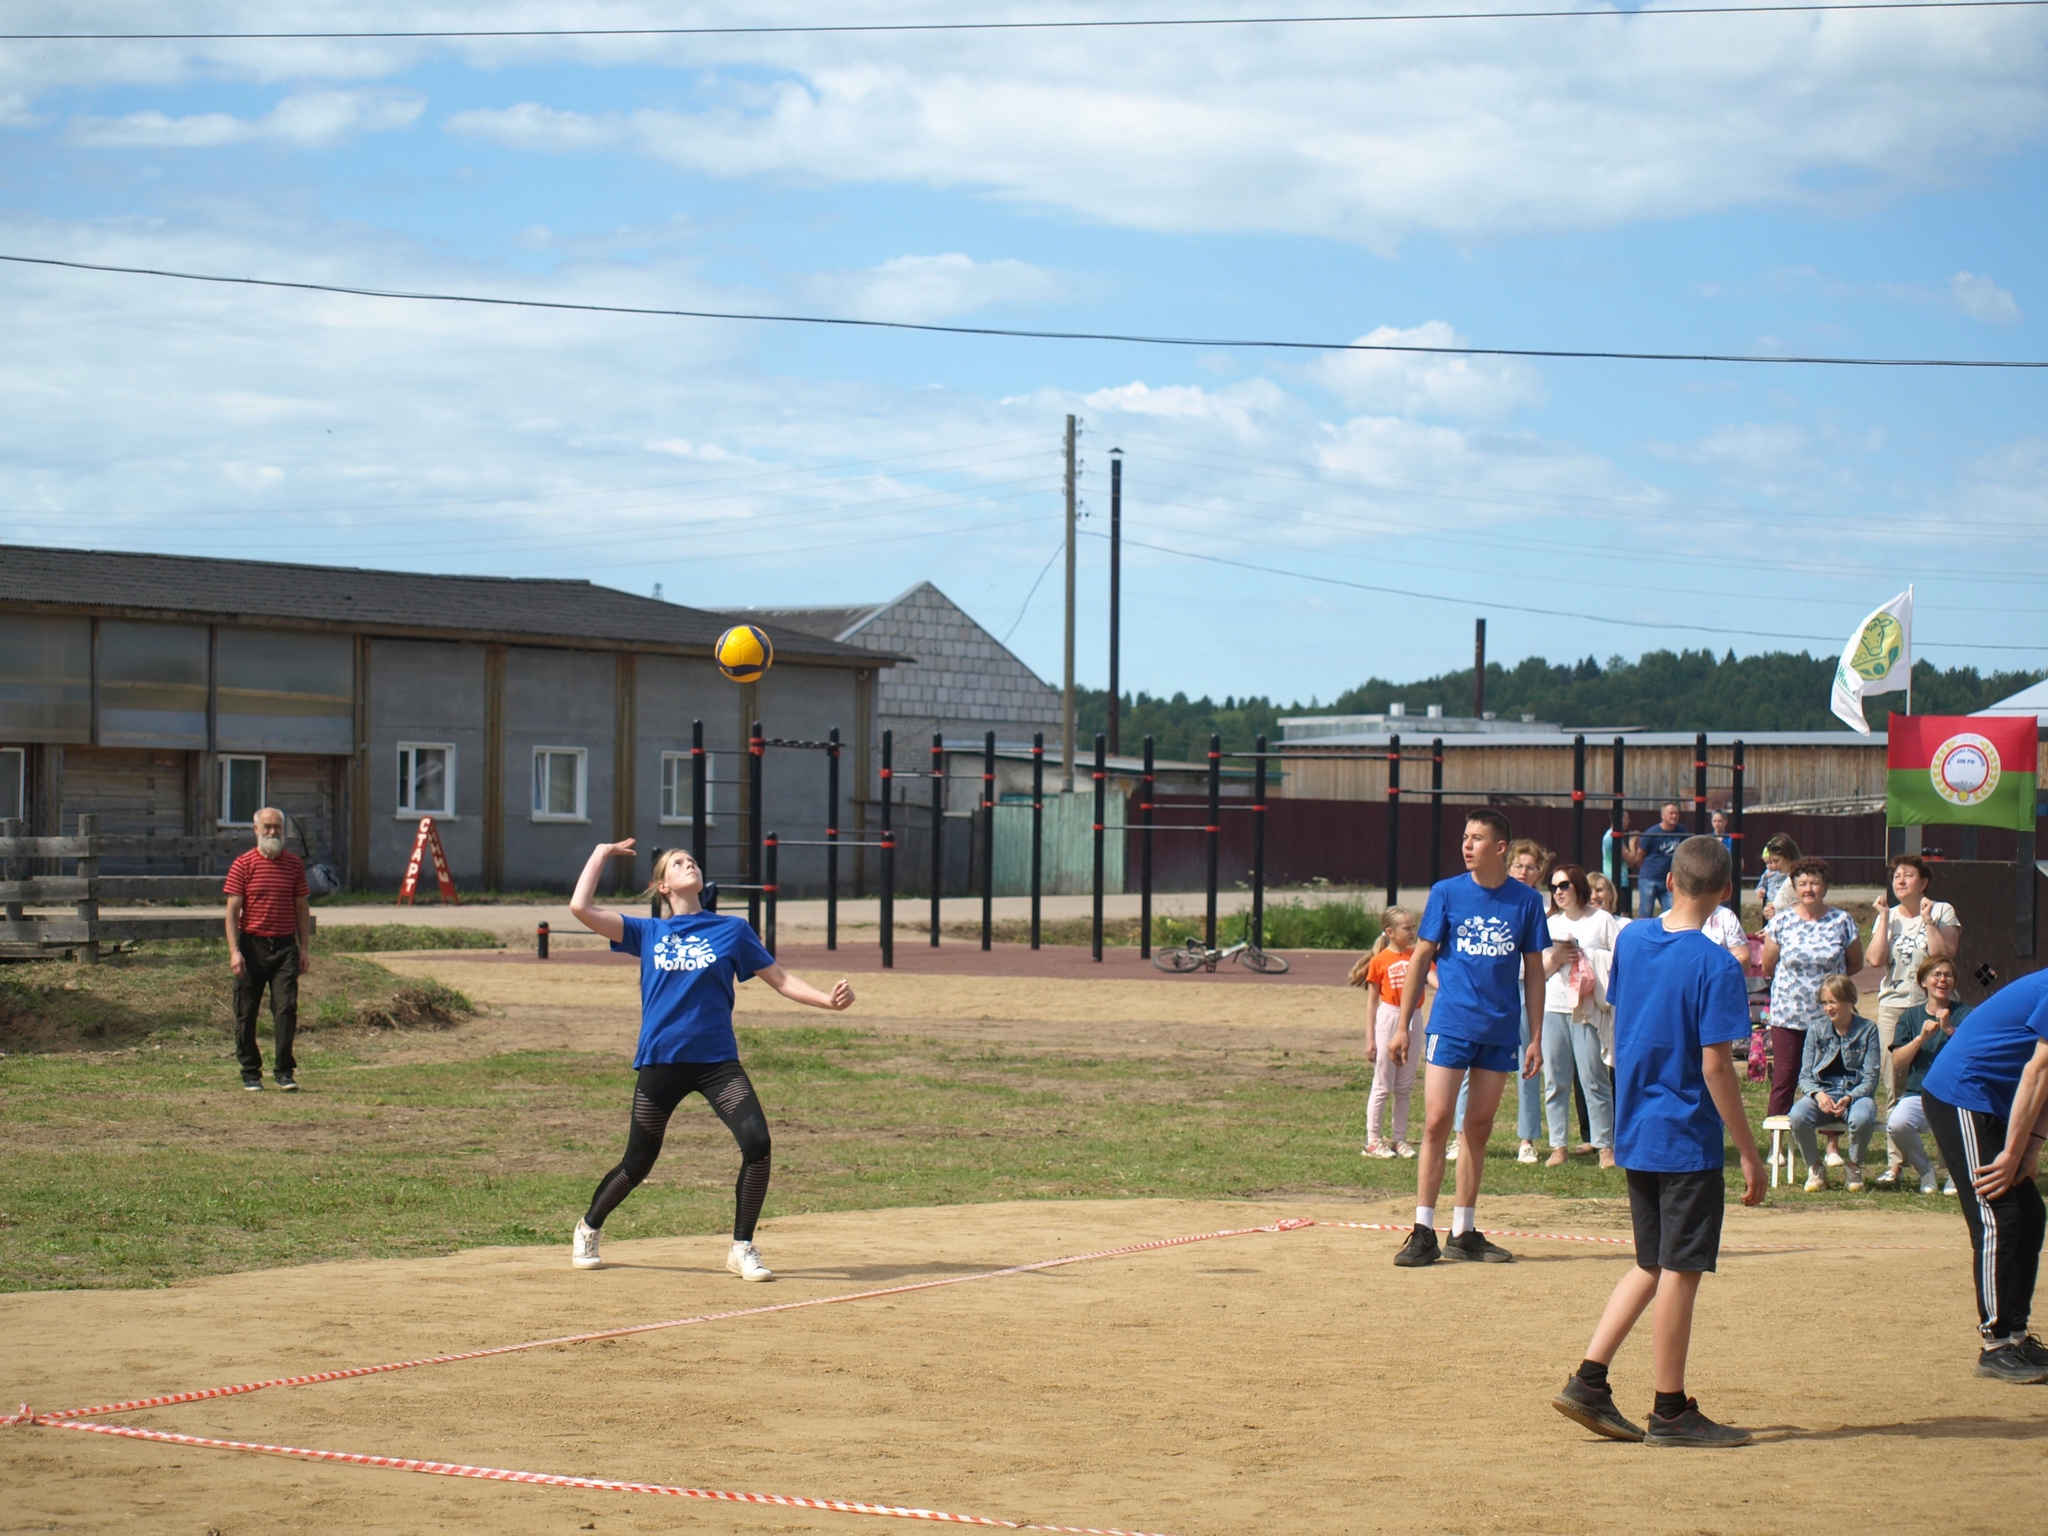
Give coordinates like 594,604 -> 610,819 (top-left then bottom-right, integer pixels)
1387,809 -> 1549,1266
1920,967 -> 2048,1385
1629,802 -> 1689,919
565,838 -> 854,1282
1552,835 -> 1765,1448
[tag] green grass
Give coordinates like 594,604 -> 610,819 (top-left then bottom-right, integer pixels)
316,924 -> 505,953
1159,896 -> 1381,951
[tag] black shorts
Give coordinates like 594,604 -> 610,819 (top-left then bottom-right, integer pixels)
1626,1168 -> 1725,1273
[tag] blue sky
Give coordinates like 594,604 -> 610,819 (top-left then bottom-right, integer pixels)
2,2 -> 2044,707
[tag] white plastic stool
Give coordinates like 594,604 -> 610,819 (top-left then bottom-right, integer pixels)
1762,1114 -> 1848,1188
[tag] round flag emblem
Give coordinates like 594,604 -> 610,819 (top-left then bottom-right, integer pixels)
1850,611 -> 1905,682
1930,732 -> 2001,808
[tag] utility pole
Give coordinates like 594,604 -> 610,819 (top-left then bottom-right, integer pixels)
1107,447 -> 1122,757
1062,413 -> 1077,793
1472,617 -> 1487,719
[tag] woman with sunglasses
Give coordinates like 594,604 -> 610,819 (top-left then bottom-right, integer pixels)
1541,864 -> 1621,1168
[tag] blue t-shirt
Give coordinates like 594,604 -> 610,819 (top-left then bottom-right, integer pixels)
1636,826 -> 1689,884
1609,920 -> 1752,1174
612,912 -> 775,1067
1922,970 -> 2048,1120
1417,874 -> 1550,1048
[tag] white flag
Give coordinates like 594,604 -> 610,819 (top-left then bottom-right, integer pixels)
1830,588 -> 1913,734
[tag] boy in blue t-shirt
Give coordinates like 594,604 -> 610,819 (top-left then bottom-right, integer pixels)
1387,809 -> 1550,1266
1919,968 -> 2048,1384
564,837 -> 855,1282
1552,835 -> 1765,1448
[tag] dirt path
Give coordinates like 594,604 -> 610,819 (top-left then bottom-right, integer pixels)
2,1196 -> 2032,1536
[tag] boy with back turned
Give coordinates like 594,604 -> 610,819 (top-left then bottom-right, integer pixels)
1552,834 -> 1766,1446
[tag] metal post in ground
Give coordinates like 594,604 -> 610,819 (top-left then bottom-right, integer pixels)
1730,739 -> 1746,905
1384,732 -> 1401,910
826,728 -> 841,952
1140,734 -> 1156,959
930,732 -> 945,948
1429,737 -> 1444,887
1091,733 -> 1107,960
690,719 -> 706,872
1205,731 -> 1221,950
1251,735 -> 1268,953
1030,732 -> 1044,950
1571,734 -> 1586,869
981,730 -> 995,952
764,833 -> 778,952
747,720 -> 764,937
880,730 -> 895,970
1693,731 -> 1709,834
1611,736 -> 1629,917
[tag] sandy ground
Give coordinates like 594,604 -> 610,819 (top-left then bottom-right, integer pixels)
2,1196 -> 2035,1536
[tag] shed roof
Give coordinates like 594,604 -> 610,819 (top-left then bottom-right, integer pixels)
0,543 -> 895,666
1976,678 -> 2048,727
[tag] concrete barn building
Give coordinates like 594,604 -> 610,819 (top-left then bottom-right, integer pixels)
0,546 -> 893,894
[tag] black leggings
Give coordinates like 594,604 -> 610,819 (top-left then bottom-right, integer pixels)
584,1060 -> 772,1242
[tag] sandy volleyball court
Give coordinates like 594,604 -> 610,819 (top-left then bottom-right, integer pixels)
3,1194 -> 2037,1536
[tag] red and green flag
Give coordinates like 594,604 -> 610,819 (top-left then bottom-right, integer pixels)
1886,714 -> 2039,831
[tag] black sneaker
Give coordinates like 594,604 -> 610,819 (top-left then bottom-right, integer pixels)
241,1077 -> 264,1092
1552,1374 -> 1644,1442
1392,1224 -> 1441,1267
274,1074 -> 299,1092
1444,1229 -> 1514,1263
1645,1398 -> 1753,1446
1975,1342 -> 2048,1384
2009,1335 -> 2048,1371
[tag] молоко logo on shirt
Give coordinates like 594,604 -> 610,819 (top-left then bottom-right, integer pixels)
1454,915 -> 1518,959
653,933 -> 719,973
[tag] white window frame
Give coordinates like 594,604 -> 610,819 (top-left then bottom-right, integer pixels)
531,746 -> 588,823
396,741 -> 457,818
659,750 -> 718,826
218,754 -> 267,826
0,746 -> 23,822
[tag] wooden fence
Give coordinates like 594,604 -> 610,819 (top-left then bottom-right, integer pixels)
0,815 -> 251,962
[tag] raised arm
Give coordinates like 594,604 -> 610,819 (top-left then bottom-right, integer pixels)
755,964 -> 855,1011
568,839 -> 635,944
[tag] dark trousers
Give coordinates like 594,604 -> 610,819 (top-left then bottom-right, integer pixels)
1767,1026 -> 1805,1117
234,932 -> 300,1079
1925,1091 -> 2046,1342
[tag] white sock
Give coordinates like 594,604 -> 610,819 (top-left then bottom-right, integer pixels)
1452,1206 -> 1477,1236
1415,1206 -> 1436,1230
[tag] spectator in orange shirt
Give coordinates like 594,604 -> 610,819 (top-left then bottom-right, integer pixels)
223,807 -> 313,1092
1354,906 -> 1433,1159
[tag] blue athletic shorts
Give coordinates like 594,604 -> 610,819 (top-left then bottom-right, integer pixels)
1424,1033 -> 1518,1075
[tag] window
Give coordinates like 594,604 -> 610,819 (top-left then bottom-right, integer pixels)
0,747 -> 23,822
532,747 -> 587,822
397,743 -> 455,816
660,751 -> 718,825
219,755 -> 266,825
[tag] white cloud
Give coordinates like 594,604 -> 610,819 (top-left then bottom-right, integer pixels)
69,89 -> 423,149
1308,323 -> 1546,420
1947,271 -> 2022,326
444,102 -> 618,152
1764,263 -> 2024,328
803,253 -> 1061,323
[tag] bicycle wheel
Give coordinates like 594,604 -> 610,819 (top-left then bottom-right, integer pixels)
1153,942 -> 1207,973
1237,946 -> 1291,974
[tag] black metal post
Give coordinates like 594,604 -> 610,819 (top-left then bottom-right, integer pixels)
880,730 -> 894,969
1385,732 -> 1401,909
690,719 -> 706,872
1693,731 -> 1709,834
764,832 -> 778,952
1429,736 -> 1444,887
1092,732 -> 1106,961
747,719 -> 764,936
1251,734 -> 1267,953
1108,450 -> 1122,756
930,732 -> 944,948
1571,733 -> 1586,869
1140,734 -> 1155,959
1730,739 -> 1746,906
1030,732 -> 1044,950
1205,731 -> 1221,949
1611,736 -> 1629,917
981,730 -> 995,952
826,728 -> 841,951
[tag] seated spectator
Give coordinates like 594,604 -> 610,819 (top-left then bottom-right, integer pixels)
1789,974 -> 1882,1192
1755,834 -> 1800,920
1879,955 -> 1970,1196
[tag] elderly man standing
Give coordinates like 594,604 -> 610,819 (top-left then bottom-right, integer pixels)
224,806 -> 313,1092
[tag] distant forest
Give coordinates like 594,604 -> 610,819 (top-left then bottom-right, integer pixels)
1076,651 -> 2043,761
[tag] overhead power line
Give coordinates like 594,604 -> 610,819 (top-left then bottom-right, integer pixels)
5,253 -> 2044,369
4,1 -> 2044,40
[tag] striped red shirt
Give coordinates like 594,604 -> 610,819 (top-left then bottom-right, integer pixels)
225,849 -> 308,938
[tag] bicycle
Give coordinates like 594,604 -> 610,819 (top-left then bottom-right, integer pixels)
1152,936 -> 1291,974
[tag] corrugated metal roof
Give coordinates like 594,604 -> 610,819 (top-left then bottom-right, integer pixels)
730,602 -> 885,644
0,543 -> 896,665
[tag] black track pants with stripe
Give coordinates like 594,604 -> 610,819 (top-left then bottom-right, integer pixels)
1925,1090 -> 2047,1342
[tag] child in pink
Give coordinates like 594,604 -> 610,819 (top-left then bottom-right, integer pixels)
1354,906 -> 1429,1158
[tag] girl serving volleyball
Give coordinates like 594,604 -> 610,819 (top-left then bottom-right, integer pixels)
566,838 -> 853,1281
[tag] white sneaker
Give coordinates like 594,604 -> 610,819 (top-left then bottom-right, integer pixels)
1823,1149 -> 1846,1168
1942,1178 -> 1958,1197
1920,1172 -> 1941,1196
1445,1140 -> 1461,1162
1804,1171 -> 1827,1193
727,1241 -> 773,1283
1394,1141 -> 1417,1159
1362,1140 -> 1397,1160
1517,1140 -> 1539,1165
571,1219 -> 603,1270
